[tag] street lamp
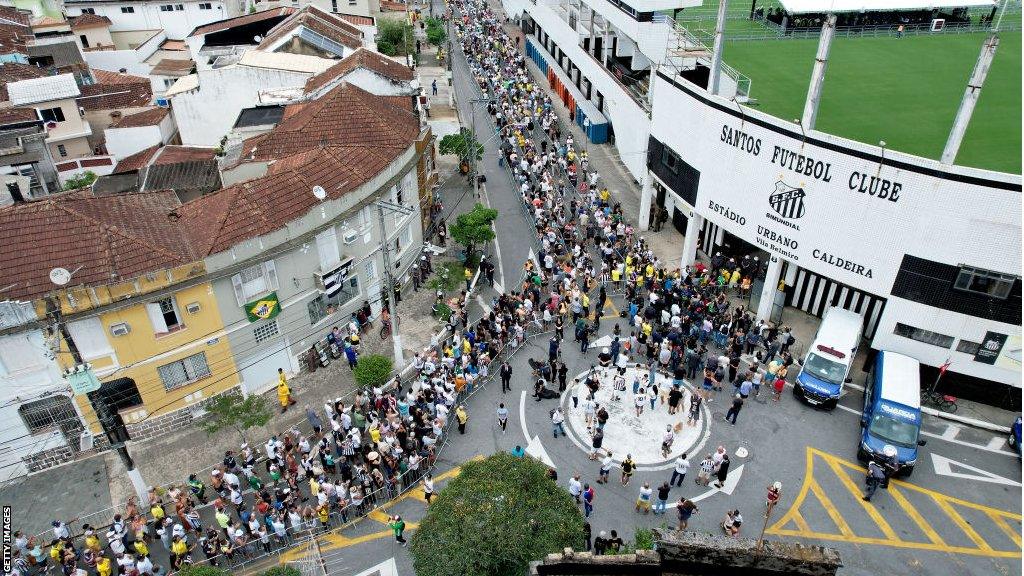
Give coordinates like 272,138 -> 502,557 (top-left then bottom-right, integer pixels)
756,481 -> 782,555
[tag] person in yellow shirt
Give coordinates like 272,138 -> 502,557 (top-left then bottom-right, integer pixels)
277,374 -> 294,413
600,188 -> 610,205
96,555 -> 113,576
84,530 -> 101,552
317,503 -> 330,528
134,539 -> 149,557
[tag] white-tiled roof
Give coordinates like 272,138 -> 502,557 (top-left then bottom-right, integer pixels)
7,73 -> 80,105
237,50 -> 336,74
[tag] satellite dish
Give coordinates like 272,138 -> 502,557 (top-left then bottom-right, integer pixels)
50,267 -> 71,286
254,35 -> 263,43
312,185 -> 327,200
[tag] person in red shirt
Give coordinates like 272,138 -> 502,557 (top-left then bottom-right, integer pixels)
772,375 -> 786,403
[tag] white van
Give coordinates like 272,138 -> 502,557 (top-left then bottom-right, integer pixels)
794,306 -> 863,409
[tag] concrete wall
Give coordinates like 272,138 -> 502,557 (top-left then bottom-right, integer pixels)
207,154 -> 422,388
104,124 -> 162,159
170,66 -> 313,145
84,29 -> 165,77
65,1 -> 228,40
78,26 -> 115,49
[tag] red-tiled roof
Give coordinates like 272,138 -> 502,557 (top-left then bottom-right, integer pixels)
188,7 -> 296,37
114,145 -> 160,173
69,14 -> 112,30
258,6 -> 362,52
241,81 -> 418,162
177,81 -> 419,256
152,146 -> 215,165
0,6 -> 31,27
0,189 -> 196,301
0,21 -> 31,58
109,107 -> 169,128
336,13 -> 374,26
0,62 -> 45,101
78,69 -> 152,110
304,47 -> 413,94
0,106 -> 38,125
150,58 -> 194,76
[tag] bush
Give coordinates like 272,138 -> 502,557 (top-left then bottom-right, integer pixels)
376,18 -> 414,56
634,527 -> 655,551
353,354 -> 394,389
427,261 -> 465,293
261,568 -> 301,576
63,171 -> 97,190
175,566 -> 230,576
411,453 -> 584,576
425,17 -> 446,46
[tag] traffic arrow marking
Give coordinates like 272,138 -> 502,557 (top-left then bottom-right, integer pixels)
690,464 -> 745,502
526,434 -> 556,469
931,453 -> 1021,487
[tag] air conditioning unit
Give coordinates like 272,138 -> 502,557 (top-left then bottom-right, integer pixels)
186,302 -> 201,315
343,229 -> 359,244
110,322 -> 130,337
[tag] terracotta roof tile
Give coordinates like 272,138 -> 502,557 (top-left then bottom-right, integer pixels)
0,189 -> 196,301
0,62 -> 45,101
258,6 -> 363,53
78,69 -> 152,110
0,21 -> 31,58
152,146 -> 216,165
109,106 -> 169,128
69,14 -> 112,29
336,13 -> 374,26
0,106 -> 39,125
304,47 -> 413,94
0,6 -> 31,27
114,145 -> 160,173
150,58 -> 195,76
188,7 -> 296,37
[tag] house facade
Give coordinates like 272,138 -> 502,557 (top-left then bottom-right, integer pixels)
63,0 -> 233,41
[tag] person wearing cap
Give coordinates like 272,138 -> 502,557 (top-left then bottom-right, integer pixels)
863,459 -> 887,502
879,444 -> 900,487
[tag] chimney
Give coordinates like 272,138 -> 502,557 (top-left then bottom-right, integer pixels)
119,68 -> 127,74
6,181 -> 26,203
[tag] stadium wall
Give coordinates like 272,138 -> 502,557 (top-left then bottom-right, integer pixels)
648,69 -> 1022,395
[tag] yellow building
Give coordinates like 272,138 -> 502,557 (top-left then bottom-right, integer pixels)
0,189 -> 240,438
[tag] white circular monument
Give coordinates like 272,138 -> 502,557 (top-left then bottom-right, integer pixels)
562,364 -> 710,470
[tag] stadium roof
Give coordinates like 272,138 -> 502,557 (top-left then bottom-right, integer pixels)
776,0 -> 996,14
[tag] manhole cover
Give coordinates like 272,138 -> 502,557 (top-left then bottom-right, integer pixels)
735,447 -> 749,458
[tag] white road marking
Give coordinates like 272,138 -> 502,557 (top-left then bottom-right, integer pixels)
475,294 -> 492,314
690,464 -> 745,502
986,436 -> 1008,450
519,390 -> 530,443
940,425 -> 961,440
353,558 -> 399,576
931,453 -> 1021,487
526,435 -> 556,468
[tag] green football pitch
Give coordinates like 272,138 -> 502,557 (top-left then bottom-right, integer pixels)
721,33 -> 1021,173
673,2 -> 1022,174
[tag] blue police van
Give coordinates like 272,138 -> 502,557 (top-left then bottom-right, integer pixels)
859,350 -> 927,476
794,307 -> 863,409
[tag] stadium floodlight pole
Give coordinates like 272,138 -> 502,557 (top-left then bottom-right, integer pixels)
939,34 -> 999,165
707,0 -> 729,96
800,12 -> 837,131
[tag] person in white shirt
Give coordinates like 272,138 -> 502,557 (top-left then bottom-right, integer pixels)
670,453 -> 690,486
598,453 -> 614,484
568,474 -> 583,503
551,408 -> 566,438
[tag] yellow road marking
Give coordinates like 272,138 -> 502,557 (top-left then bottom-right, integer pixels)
933,497 -> 993,551
808,479 -> 854,538
887,485 -> 946,547
988,512 -> 1022,548
768,447 -> 1021,558
367,509 -> 392,525
823,456 -> 900,542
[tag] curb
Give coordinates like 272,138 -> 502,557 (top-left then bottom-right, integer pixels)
921,406 -> 1012,434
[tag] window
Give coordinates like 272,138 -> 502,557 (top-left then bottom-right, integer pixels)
56,144 -> 67,157
331,0 -> 338,9
398,225 -> 412,251
364,260 -> 377,281
157,352 -> 211,390
199,2 -> 213,8
231,260 -> 278,306
956,340 -> 981,355
661,148 -> 679,173
39,107 -> 65,123
175,3 -> 184,8
164,78 -> 176,88
160,4 -> 173,10
146,297 -> 182,334
308,276 -> 359,324
253,319 -> 280,343
893,323 -> 954,349
18,396 -> 78,434
953,266 -> 1016,299
80,8 -> 96,13
67,317 -> 114,359
393,181 -> 404,206
348,0 -> 357,5
315,227 -> 341,271
121,6 -> 135,13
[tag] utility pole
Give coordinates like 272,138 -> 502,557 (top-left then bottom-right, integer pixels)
756,482 -> 782,556
48,296 -> 149,504
375,200 -> 414,368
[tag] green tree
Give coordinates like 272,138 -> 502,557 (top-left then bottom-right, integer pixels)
376,18 -> 414,56
197,390 -> 272,444
425,17 -> 446,46
175,566 -> 230,576
63,171 -> 97,190
438,128 -> 483,167
411,453 -> 584,576
449,203 -> 496,265
353,354 -> 394,390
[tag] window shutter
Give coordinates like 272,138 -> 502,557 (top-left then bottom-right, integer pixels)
315,228 -> 340,271
231,274 -> 245,306
146,302 -> 168,334
264,260 -> 278,292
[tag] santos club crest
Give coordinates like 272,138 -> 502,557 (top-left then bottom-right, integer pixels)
769,180 -> 806,219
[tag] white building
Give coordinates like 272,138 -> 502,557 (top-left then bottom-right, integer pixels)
103,106 -> 176,159
63,0 -> 232,41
